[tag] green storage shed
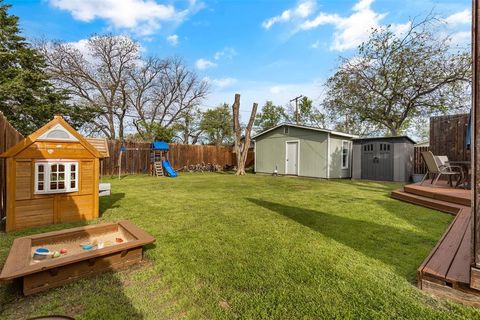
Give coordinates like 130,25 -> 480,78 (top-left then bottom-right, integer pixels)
253,124 -> 358,178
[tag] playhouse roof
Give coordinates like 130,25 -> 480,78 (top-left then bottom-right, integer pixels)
150,141 -> 169,151
0,116 -> 101,158
85,137 -> 110,158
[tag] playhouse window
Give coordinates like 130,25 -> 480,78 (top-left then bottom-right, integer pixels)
341,141 -> 350,169
35,161 -> 79,194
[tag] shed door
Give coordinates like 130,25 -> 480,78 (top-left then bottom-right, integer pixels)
361,142 -> 393,181
376,142 -> 393,181
286,141 -> 298,175
361,143 -> 376,180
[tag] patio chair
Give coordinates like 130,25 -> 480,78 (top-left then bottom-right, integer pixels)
420,151 -> 464,187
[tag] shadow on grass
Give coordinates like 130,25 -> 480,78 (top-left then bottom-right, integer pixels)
143,243 -> 157,253
1,271 -> 144,319
247,198 -> 434,279
99,192 -> 125,215
374,199 -> 452,233
330,179 -> 399,192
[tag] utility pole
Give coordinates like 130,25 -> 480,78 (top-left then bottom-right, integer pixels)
290,95 -> 303,125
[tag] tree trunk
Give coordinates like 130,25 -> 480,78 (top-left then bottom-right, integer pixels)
183,117 -> 190,144
389,127 -> 398,136
118,117 -> 125,142
232,93 -> 257,175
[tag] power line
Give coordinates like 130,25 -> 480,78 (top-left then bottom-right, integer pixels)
289,95 -> 303,125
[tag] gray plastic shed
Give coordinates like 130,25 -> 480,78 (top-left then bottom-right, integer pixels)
352,136 -> 415,182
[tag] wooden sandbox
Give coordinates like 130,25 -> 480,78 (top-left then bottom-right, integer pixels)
0,221 -> 155,295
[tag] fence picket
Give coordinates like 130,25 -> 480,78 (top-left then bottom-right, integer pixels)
101,141 -> 254,175
0,112 -> 24,222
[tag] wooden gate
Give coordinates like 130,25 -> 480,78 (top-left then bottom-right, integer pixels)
0,112 -> 24,223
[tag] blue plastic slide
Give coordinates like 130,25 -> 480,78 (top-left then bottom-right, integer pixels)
162,160 -> 178,177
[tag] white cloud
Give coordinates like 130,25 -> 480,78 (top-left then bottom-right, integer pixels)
204,77 -> 237,88
390,21 -> 412,36
49,0 -> 203,35
445,9 -> 470,26
449,31 -> 470,46
310,40 -> 320,49
443,9 -> 471,47
64,36 -> 145,64
295,1 -> 316,18
214,47 -> 237,60
195,58 -> 217,70
300,0 -> 387,51
196,47 -> 237,71
264,0 -> 425,52
68,38 -> 90,56
167,34 -> 179,46
353,0 -> 374,11
262,0 -> 316,30
300,13 -> 342,30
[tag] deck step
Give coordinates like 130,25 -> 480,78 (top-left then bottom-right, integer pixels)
391,189 -> 462,215
403,184 -> 470,207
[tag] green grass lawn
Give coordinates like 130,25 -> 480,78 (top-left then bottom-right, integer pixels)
1,173 -> 479,319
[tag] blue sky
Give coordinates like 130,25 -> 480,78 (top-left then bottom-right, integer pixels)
8,0 -> 472,116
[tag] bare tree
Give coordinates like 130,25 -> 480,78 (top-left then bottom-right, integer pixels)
232,94 -> 257,175
43,36 -> 208,142
128,57 -> 167,140
42,35 -> 140,140
129,56 -> 209,142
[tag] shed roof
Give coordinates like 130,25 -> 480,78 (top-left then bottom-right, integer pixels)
85,138 -> 110,158
0,116 -> 101,158
252,123 -> 358,140
353,136 -> 416,144
150,141 -> 169,150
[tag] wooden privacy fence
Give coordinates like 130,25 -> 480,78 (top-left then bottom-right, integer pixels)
101,141 -> 253,175
430,113 -> 470,161
413,113 -> 470,174
103,140 -> 151,175
169,144 -> 235,169
0,112 -> 24,222
413,146 -> 430,174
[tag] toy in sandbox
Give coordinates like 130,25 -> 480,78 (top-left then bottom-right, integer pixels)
0,221 -> 155,295
150,141 -> 178,177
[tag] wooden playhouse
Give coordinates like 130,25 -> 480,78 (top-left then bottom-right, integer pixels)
0,116 -> 102,232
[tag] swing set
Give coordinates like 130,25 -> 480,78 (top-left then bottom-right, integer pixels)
113,141 -> 177,179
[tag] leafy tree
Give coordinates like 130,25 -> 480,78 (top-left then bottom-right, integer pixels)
200,103 -> 233,145
297,96 -> 325,127
254,101 -> 286,132
153,125 -> 176,142
132,121 -> 176,142
0,1 -> 92,134
286,96 -> 325,127
173,107 -> 204,144
323,16 -> 470,136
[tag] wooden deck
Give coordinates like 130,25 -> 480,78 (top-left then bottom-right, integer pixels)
391,181 -> 480,306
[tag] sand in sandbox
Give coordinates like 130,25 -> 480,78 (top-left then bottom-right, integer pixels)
29,227 -> 135,265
